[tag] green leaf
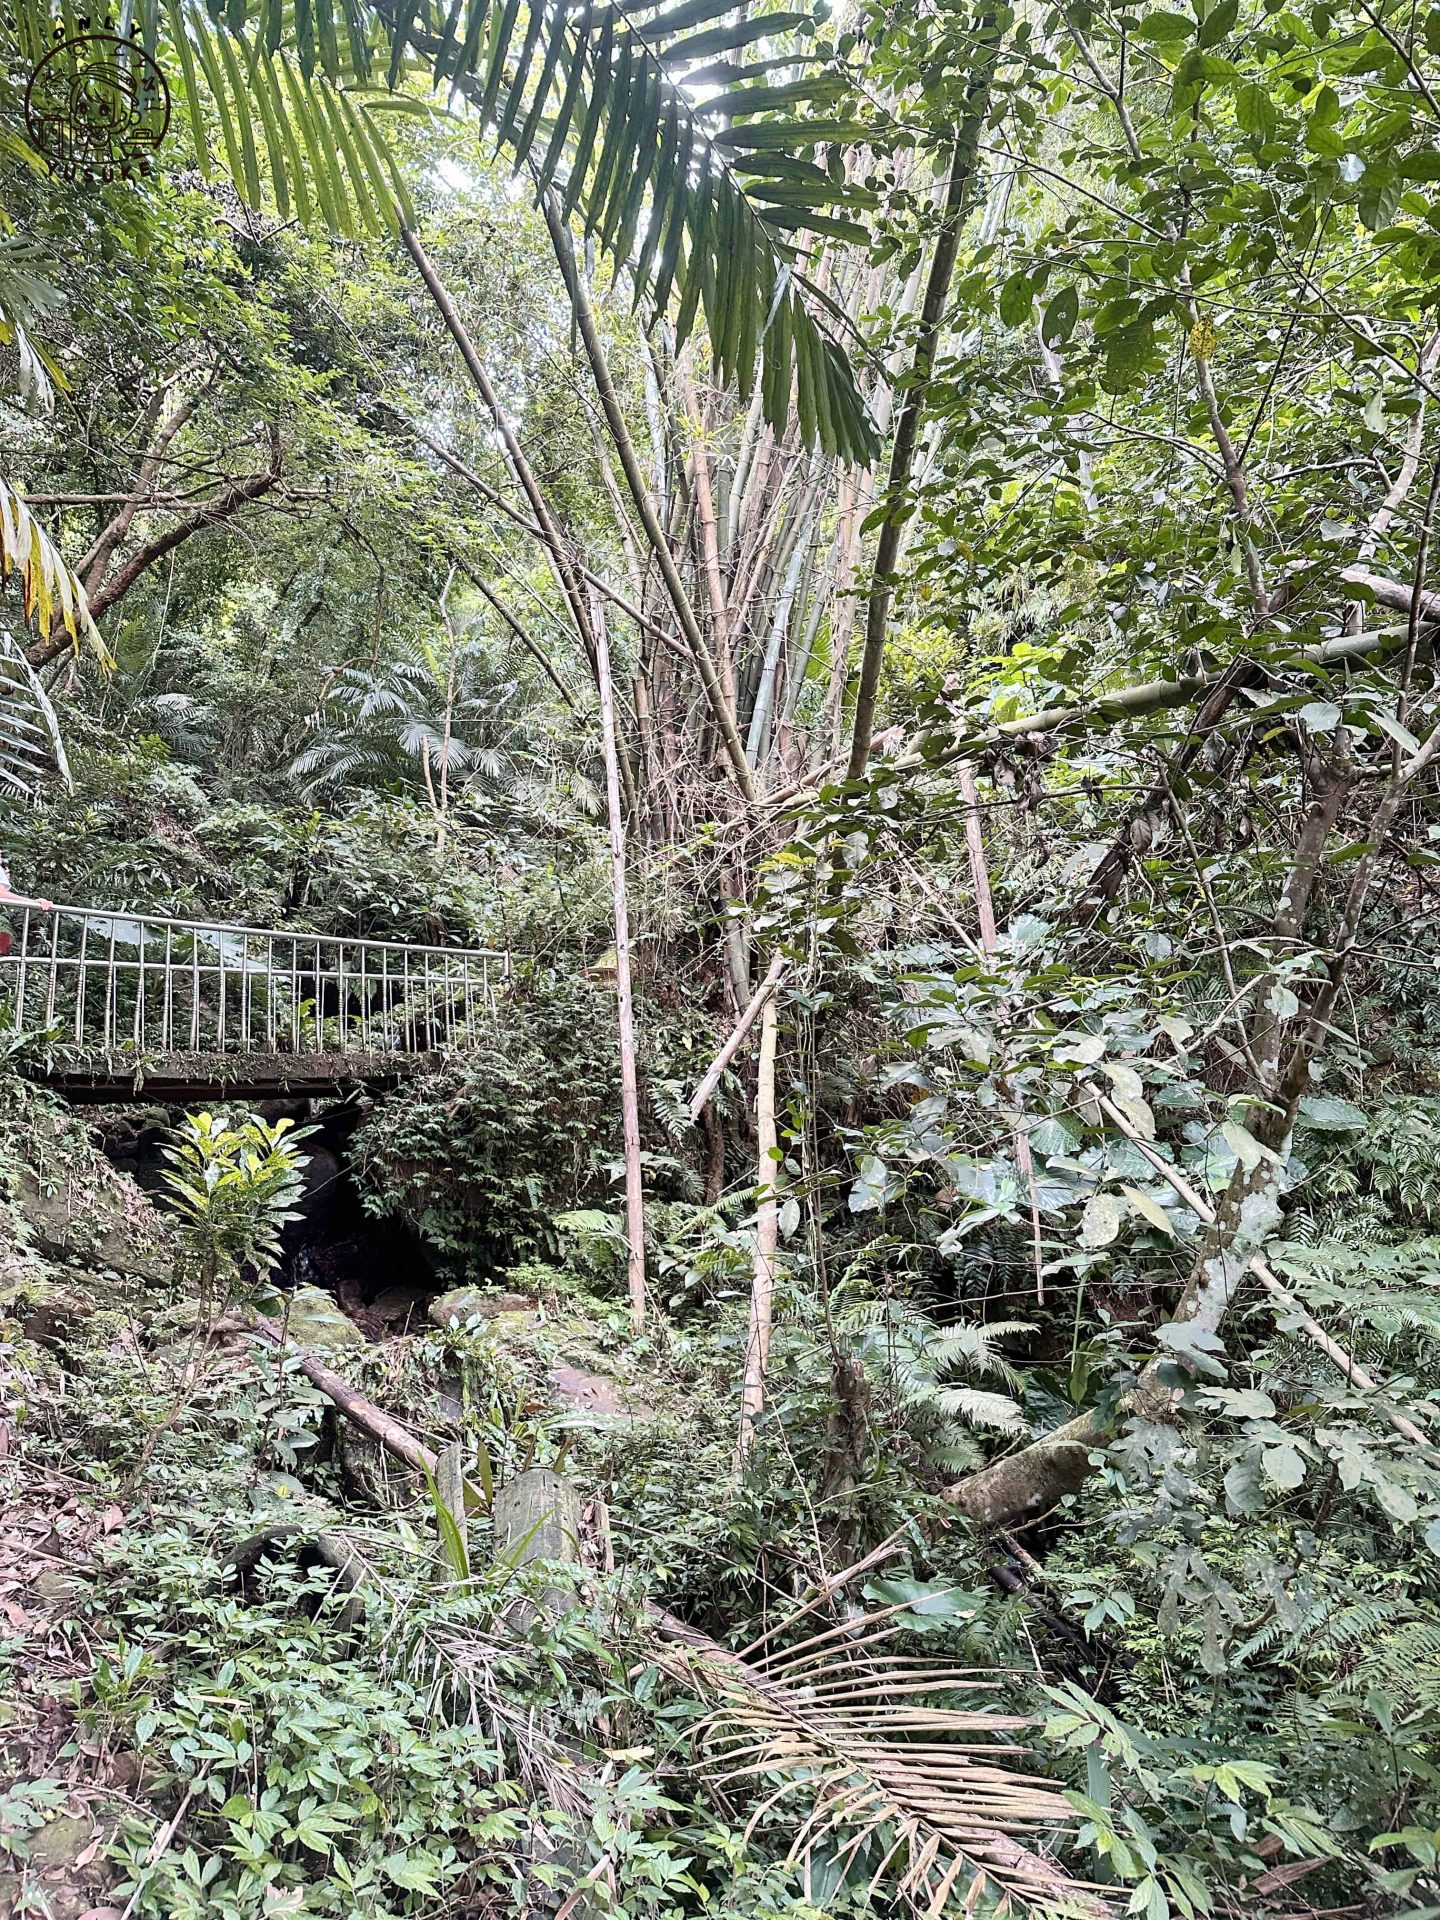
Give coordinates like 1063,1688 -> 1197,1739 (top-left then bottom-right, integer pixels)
1122,1186 -> 1175,1235
1262,1444 -> 1307,1490
1080,1192 -> 1125,1248
1367,707 -> 1422,754
1297,1095 -> 1367,1131
1197,0 -> 1238,47
1235,79 -> 1275,139
1130,10 -> 1193,42
1207,1387 -> 1277,1419
1372,1473 -> 1420,1524
999,267 -> 1035,325
1042,283 -> 1079,347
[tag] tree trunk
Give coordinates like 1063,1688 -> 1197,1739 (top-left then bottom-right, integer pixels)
543,198 -> 755,804
846,31 -> 999,782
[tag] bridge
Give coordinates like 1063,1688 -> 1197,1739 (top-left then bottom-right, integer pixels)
0,899 -> 506,1101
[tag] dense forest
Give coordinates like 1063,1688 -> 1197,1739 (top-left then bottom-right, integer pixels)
3,0 -> 1440,1912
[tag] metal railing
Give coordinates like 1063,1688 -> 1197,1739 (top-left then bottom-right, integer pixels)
0,901 -> 506,1060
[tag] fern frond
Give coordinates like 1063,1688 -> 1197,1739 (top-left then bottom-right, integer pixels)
931,1386 -> 1028,1433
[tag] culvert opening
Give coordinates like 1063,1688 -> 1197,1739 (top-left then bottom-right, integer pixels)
90,1097 -> 439,1336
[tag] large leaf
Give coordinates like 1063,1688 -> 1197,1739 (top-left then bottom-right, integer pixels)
0,477 -> 101,661
387,0 -> 878,458
4,0 -> 875,458
653,1601 -> 1099,1915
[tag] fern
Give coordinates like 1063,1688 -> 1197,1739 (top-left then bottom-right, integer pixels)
1304,1099 -> 1440,1228
830,1290 -> 1034,1475
1328,1613 -> 1440,1717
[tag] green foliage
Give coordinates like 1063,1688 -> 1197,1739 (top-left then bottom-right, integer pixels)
833,1286 -> 1032,1475
3,0 -> 877,456
161,1110 -> 312,1299
353,972 -> 630,1275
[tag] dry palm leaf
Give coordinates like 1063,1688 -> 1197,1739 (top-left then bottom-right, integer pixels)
650,1602 -> 1108,1918
0,628 -> 70,800
0,478 -> 103,658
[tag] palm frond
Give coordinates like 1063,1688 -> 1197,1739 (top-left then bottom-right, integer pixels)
652,1603 -> 1103,1917
401,0 -> 878,458
0,477 -> 103,658
6,0 -> 878,458
0,627 -> 70,800
0,236 -> 68,409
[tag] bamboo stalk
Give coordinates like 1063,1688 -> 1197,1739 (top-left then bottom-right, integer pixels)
542,197 -> 756,805
688,950 -> 788,1122
737,990 -> 779,1459
593,593 -> 647,1333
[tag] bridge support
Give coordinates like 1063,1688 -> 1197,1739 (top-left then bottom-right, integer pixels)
37,1049 -> 445,1104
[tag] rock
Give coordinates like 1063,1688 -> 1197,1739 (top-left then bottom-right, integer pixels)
427,1286 -> 488,1327
369,1285 -> 429,1330
548,1363 -> 651,1422
548,1364 -> 626,1417
108,1750 -> 167,1798
427,1287 -> 534,1329
26,1812 -> 93,1871
145,1298 -> 248,1344
33,1569 -> 84,1607
18,1160 -> 175,1285
283,1286 -> 367,1354
4,1276 -> 88,1352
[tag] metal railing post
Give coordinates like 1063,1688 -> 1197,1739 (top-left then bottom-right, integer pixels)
5,900 -> 505,1067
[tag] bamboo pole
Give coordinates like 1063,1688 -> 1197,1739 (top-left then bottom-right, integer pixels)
688,950 -> 788,1122
737,991 -> 779,1459
399,221 -> 638,814
593,593 -> 647,1334
542,196 -> 756,806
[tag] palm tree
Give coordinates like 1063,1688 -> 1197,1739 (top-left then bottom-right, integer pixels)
289,616 -> 591,837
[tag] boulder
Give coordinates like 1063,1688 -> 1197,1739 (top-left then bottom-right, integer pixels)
548,1362 -> 653,1423
18,1160 -> 174,1286
426,1287 -> 534,1329
25,1812 -> 93,1871
283,1286 -> 367,1355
